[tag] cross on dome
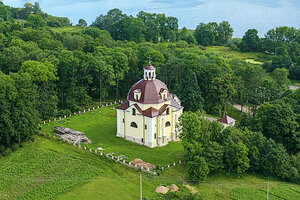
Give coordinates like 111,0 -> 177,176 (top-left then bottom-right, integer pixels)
147,55 -> 152,64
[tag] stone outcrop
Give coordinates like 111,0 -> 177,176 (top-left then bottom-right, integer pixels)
53,126 -> 91,144
167,184 -> 179,192
130,158 -> 156,170
156,184 -> 179,194
156,186 -> 169,194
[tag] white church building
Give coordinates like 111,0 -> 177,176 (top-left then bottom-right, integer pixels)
116,62 -> 183,148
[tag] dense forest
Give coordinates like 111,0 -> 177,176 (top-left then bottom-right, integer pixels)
0,2 -> 299,184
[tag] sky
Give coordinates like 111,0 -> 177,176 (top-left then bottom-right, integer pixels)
3,0 -> 300,37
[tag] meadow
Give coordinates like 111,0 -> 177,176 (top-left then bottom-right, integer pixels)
41,105 -> 183,166
205,46 -> 272,64
0,136 -> 299,200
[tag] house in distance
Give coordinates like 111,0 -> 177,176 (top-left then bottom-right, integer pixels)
217,115 -> 236,128
116,62 -> 183,148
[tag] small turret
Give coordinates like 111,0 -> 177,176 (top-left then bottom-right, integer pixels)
144,63 -> 156,80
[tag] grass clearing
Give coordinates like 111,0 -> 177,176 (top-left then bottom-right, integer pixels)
41,105 -> 183,166
50,26 -> 84,34
205,46 -> 272,63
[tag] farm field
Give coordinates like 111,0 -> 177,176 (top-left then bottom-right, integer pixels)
205,46 -> 272,64
41,105 -> 183,166
0,137 -> 299,200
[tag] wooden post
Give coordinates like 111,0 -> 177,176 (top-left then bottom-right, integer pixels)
140,174 -> 142,200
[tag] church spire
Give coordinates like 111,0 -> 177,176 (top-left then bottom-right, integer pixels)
144,62 -> 156,80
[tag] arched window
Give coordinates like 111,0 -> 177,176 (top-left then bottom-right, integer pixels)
165,121 -> 171,127
166,108 -> 170,115
131,122 -> 138,128
132,108 -> 136,115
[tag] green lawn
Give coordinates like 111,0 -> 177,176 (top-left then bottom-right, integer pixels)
1,137 -> 299,200
0,136 -> 168,200
41,105 -> 183,166
205,46 -> 272,63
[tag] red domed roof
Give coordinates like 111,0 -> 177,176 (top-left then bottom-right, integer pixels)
144,63 -> 156,70
127,79 -> 171,104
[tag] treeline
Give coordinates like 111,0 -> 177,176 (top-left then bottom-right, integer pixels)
0,2 -> 71,27
91,9 -> 179,43
180,89 -> 300,184
91,9 -> 234,46
237,27 -> 300,80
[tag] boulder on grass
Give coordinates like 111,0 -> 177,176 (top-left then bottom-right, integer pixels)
168,184 -> 179,192
130,158 -> 156,170
156,186 -> 169,194
53,126 -> 91,144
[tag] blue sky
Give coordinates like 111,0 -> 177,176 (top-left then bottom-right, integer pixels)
4,0 -> 300,37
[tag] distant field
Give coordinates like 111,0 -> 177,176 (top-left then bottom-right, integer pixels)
178,28 -> 195,34
0,138 -> 299,200
205,46 -> 272,64
50,26 -> 84,34
41,105 -> 183,166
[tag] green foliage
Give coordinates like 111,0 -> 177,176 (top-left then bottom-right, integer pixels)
224,140 -> 250,174
26,14 -> 46,28
194,21 -> 233,46
203,141 -> 224,172
20,60 -> 57,82
92,9 -> 179,43
240,29 -> 261,52
253,100 -> 299,153
179,27 -> 197,44
77,19 -> 87,27
0,3 -> 12,21
180,110 -> 299,183
175,69 -> 204,111
188,156 -> 209,182
63,34 -> 85,50
0,46 -> 26,73
0,72 -> 38,154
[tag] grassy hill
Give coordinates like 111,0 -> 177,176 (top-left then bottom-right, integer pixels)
41,105 -> 183,166
205,46 -> 272,64
0,136 -> 299,200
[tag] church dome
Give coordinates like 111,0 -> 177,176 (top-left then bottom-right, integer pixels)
127,79 -> 171,104
127,63 -> 171,104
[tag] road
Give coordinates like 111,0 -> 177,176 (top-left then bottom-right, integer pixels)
290,85 -> 300,90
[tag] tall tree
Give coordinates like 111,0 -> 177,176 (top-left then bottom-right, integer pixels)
77,19 -> 87,27
194,22 -> 218,46
175,69 -> 204,112
253,100 -> 299,153
240,29 -> 261,52
216,21 -> 233,45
